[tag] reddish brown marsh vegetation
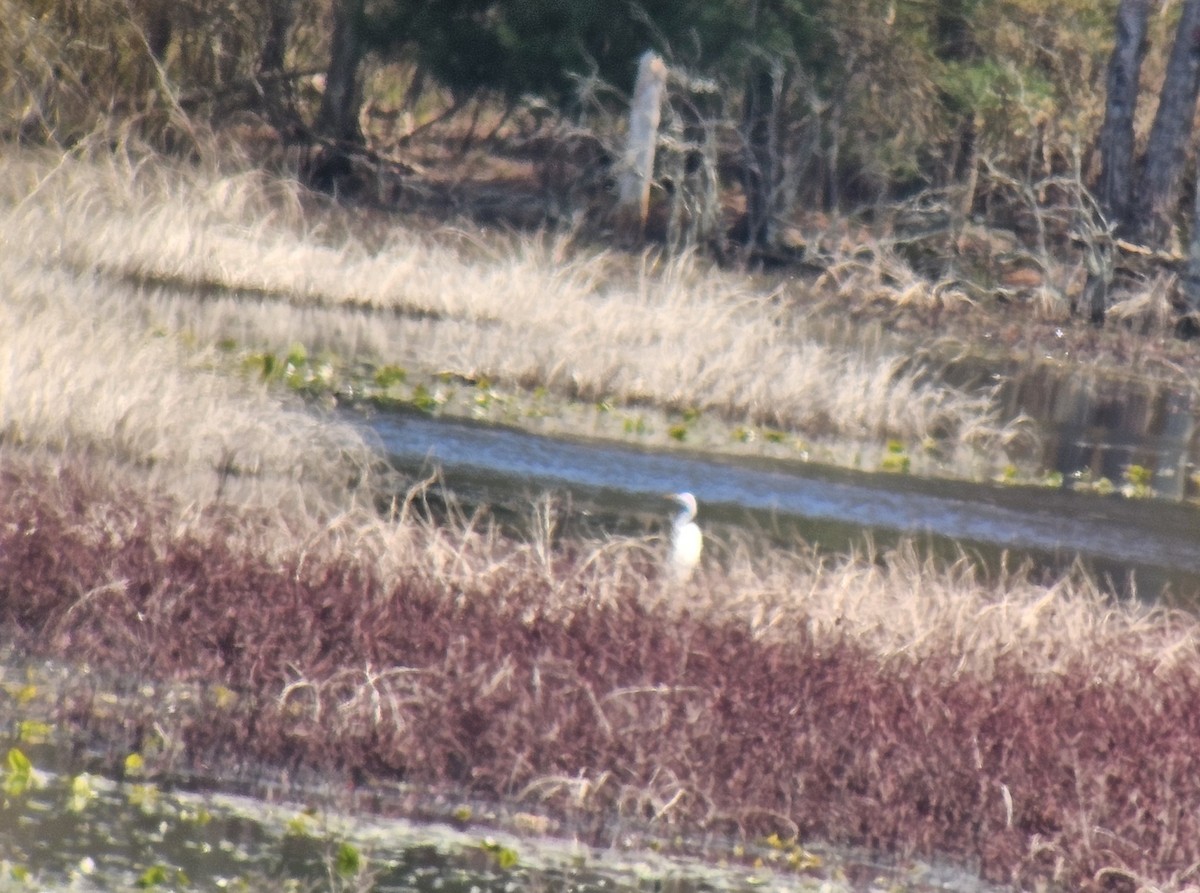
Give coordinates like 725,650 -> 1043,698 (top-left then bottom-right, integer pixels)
4,452 -> 1200,891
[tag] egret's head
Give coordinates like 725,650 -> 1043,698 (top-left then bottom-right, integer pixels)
668,491 -> 697,520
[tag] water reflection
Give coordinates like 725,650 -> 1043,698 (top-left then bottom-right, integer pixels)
950,358 -> 1200,501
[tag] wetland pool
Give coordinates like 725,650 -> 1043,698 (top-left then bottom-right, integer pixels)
362,406 -> 1200,603
0,739 -> 994,893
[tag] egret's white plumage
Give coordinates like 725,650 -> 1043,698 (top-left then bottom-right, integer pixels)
668,492 -> 702,581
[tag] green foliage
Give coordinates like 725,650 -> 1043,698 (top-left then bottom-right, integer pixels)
16,719 -> 51,744
285,810 -> 317,837
334,841 -> 362,877
68,774 -> 97,813
373,365 -> 408,389
364,0 -> 757,100
623,415 -> 649,436
1122,464 -> 1154,499
128,783 -> 160,812
478,838 -> 519,869
763,832 -> 822,870
136,864 -> 188,888
124,752 -> 145,777
409,383 -> 440,413
1071,470 -> 1115,496
1040,470 -> 1064,489
0,0 -> 1136,213
4,748 -> 33,797
880,440 -> 911,473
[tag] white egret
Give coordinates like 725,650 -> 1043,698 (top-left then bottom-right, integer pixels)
668,492 -> 703,581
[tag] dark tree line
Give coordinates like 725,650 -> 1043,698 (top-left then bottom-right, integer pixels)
1097,0 -> 1200,317
299,0 -> 1200,318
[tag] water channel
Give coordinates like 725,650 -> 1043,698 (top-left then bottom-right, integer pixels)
359,358 -> 1200,604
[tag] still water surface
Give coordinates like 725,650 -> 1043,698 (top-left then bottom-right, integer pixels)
363,403 -> 1200,602
0,746 -> 986,893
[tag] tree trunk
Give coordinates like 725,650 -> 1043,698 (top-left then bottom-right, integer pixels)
1134,0 -> 1200,246
742,60 -> 778,251
1097,0 -> 1151,230
259,0 -> 292,72
258,0 -> 296,125
316,0 -> 366,144
1182,168 -> 1200,317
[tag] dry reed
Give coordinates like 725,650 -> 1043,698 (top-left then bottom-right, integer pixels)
3,452 -> 1200,891
0,146 -> 1006,450
0,253 -> 379,514
6,142 -> 1199,890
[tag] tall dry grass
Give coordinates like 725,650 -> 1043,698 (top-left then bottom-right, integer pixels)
10,141 -> 1200,889
0,146 -> 1007,451
0,252 -> 379,514
4,453 -> 1200,891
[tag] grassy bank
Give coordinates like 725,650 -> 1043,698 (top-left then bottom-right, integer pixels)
4,451 -> 1200,891
0,145 -> 1019,479
5,143 -> 1200,891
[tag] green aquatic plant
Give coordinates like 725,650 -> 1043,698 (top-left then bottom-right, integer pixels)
881,440 -> 911,473
244,351 -> 278,380
762,834 -> 822,871
68,773 -> 97,812
334,841 -> 362,877
409,384 -> 440,413
127,783 -> 160,812
472,380 -> 505,415
373,365 -> 408,389
4,748 -> 34,797
1,863 -> 31,885
286,810 -> 317,837
285,343 -> 308,368
210,684 -> 238,710
16,720 -> 51,745
1071,470 -> 1115,496
7,684 -> 37,706
1122,464 -> 1154,499
135,864 -> 189,888
479,838 -> 519,869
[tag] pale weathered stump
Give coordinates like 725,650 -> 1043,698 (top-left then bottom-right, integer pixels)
616,50 -> 668,242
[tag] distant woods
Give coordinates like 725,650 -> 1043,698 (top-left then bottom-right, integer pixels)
13,0 -> 1200,321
